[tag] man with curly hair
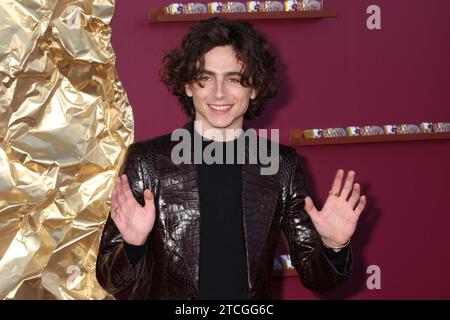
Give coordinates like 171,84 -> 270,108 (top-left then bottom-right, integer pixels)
96,18 -> 366,300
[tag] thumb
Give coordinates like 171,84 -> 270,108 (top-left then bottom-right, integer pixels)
143,189 -> 154,208
304,196 -> 319,218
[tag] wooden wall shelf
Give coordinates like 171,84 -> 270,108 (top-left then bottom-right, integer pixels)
272,269 -> 298,277
289,130 -> 450,146
148,8 -> 337,23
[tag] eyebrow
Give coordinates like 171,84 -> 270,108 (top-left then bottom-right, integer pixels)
201,70 -> 242,77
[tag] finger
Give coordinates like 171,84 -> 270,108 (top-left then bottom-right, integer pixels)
114,177 -> 123,205
112,179 -> 122,211
354,195 -> 366,216
340,170 -> 355,200
115,176 -> 122,198
143,189 -> 155,209
348,183 -> 361,209
304,196 -> 319,219
111,207 -> 118,222
111,195 -> 120,221
111,189 -> 119,218
121,175 -> 135,204
112,210 -> 125,229
330,169 -> 344,195
116,176 -> 128,207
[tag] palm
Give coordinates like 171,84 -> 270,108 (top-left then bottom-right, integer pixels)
115,198 -> 155,245
111,175 -> 156,246
304,170 -> 366,247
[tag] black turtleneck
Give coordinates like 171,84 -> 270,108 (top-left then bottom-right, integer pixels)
196,136 -> 248,300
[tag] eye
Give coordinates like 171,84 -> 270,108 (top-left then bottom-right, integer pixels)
228,77 -> 241,84
199,76 -> 211,82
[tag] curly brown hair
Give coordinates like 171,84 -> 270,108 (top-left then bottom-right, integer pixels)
160,17 -> 279,120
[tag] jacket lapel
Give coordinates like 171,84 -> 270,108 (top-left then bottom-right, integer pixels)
241,134 -> 279,292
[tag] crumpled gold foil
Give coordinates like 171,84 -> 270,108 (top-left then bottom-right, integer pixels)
0,0 -> 134,299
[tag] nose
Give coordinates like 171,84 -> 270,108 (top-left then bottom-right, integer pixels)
213,79 -> 226,100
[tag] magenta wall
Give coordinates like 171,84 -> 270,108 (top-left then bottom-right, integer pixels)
111,0 -> 450,299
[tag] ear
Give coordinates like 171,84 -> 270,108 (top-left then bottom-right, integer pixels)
250,88 -> 257,100
185,84 -> 193,97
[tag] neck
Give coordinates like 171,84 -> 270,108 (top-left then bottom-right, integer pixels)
193,120 -> 243,142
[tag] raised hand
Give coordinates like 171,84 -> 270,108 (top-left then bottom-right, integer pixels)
111,175 -> 156,246
304,169 -> 366,250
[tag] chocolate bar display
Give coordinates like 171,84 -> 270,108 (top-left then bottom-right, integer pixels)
247,1 -> 284,12
165,0 -> 325,15
303,128 -> 325,138
420,122 -> 434,133
265,1 -> 285,11
346,126 -> 362,136
284,0 -> 302,11
397,124 -> 420,134
208,2 -> 246,13
324,127 -> 346,137
165,3 -> 208,14
383,125 -> 397,135
361,125 -> 384,136
302,0 -> 323,10
433,122 -> 450,132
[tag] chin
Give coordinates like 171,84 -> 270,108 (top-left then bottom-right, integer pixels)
203,117 -> 231,128
212,118 -> 238,129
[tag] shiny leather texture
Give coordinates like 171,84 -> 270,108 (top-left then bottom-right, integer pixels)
96,122 -> 352,299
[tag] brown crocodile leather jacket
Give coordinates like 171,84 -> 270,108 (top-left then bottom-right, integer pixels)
96,122 -> 352,299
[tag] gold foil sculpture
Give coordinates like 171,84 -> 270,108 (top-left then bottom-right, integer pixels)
0,0 -> 134,299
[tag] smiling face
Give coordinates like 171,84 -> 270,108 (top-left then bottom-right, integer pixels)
185,46 -> 256,139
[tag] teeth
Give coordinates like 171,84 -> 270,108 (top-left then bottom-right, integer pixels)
209,104 -> 232,110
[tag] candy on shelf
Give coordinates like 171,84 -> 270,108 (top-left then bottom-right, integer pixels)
324,127 -> 346,137
397,124 -> 420,134
303,128 -> 325,138
346,126 -> 361,136
165,0 -> 325,14
383,125 -> 397,135
165,3 -> 208,14
420,122 -> 434,133
208,2 -> 246,13
433,122 -> 450,132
